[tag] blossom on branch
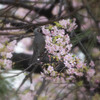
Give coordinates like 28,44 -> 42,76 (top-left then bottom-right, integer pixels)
0,36 -> 16,70
41,19 -> 91,83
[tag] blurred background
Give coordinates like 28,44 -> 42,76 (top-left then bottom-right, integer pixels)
0,0 -> 100,100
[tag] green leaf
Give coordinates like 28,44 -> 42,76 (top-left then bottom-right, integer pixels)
54,22 -> 62,28
38,96 -> 48,100
48,25 -> 53,30
22,89 -> 30,94
77,81 -> 83,86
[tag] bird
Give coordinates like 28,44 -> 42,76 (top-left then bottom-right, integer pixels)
29,27 -> 45,65
17,28 -> 45,92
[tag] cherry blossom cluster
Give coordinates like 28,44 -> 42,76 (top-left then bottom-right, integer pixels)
42,25 -> 72,59
0,36 -> 16,70
59,18 -> 78,32
41,19 -> 93,83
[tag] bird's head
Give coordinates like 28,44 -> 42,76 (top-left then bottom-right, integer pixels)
34,27 -> 42,35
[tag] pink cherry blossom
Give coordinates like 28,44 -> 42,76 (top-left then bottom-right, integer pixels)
30,83 -> 34,91
6,52 -> 13,58
51,71 -> 56,76
0,35 -> 16,70
41,19 -> 89,83
89,60 -> 95,67
87,68 -> 95,77
0,43 -> 4,49
97,36 -> 100,43
64,61 -> 71,68
76,61 -> 84,69
4,59 -> 12,69
47,66 -> 54,73
42,26 -> 51,36
59,19 -> 67,28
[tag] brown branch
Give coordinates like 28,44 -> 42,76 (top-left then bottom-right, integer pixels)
0,32 -> 25,35
0,15 -> 31,23
0,6 -> 85,30
0,6 -> 14,16
0,1 -> 35,10
16,64 -> 39,93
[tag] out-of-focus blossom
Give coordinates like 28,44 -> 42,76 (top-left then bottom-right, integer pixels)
7,40 -> 17,52
6,52 -> 13,58
76,61 -> 84,69
42,26 -> 51,36
0,36 -> 9,43
4,59 -> 12,69
50,71 -> 55,77
0,43 -> 3,49
1,52 -> 6,56
89,60 -> 95,67
97,36 -> 100,43
0,36 -> 16,70
30,83 -> 34,91
87,68 -> 95,77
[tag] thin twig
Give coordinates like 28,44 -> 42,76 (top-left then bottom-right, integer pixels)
16,63 -> 39,92
0,6 -> 85,30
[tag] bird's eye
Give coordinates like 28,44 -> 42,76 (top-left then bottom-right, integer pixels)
37,58 -> 40,61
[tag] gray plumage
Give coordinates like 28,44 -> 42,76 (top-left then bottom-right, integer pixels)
30,27 -> 45,64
